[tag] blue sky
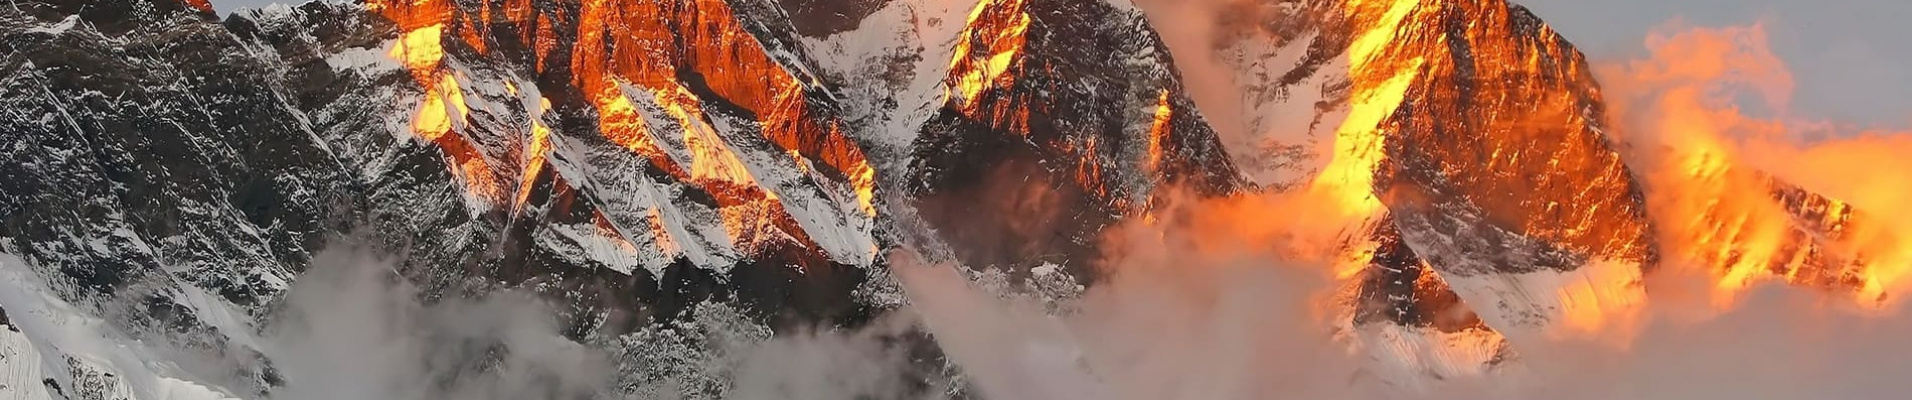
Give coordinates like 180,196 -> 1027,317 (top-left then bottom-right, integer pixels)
211,0 -> 1910,126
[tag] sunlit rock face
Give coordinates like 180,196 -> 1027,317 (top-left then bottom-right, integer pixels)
231,0 -> 895,330
1,0 -> 1896,398
1194,2 -> 1636,371
907,0 -> 1248,280
0,0 -> 1246,396
1216,1 -> 1896,382
1342,0 -> 1660,339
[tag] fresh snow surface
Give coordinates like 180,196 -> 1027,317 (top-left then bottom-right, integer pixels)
0,325 -> 55,400
1221,30 -> 1346,188
799,0 -> 979,152
0,254 -> 241,400
1440,259 -> 1645,341
24,16 -> 78,35
1347,323 -> 1505,390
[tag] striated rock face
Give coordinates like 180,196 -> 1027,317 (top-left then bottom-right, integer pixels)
1,1 -> 349,395
1339,0 -> 1657,341
1216,0 -> 1649,331
907,0 -> 1246,277
1213,1 -> 1888,386
0,0 -> 1891,397
0,0 -> 1248,396
1365,1 -> 1655,277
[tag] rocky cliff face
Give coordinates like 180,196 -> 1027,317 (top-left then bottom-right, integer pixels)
0,0 -> 1886,398
1,1 -> 349,395
1209,0 -> 1885,387
0,0 -> 1244,396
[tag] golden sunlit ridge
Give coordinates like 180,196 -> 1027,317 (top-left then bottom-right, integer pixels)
367,0 -> 880,262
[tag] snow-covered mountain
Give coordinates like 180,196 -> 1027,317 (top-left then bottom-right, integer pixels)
0,0 -> 1884,398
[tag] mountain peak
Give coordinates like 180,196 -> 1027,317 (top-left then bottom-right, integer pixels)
3,0 -> 1899,397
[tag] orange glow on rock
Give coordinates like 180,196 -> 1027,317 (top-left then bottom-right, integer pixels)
1074,136 -> 1109,199
367,0 -> 453,33
181,0 -> 214,13
389,23 -> 447,85
1760,136 -> 1912,303
1304,0 -> 1669,339
592,85 -> 671,166
654,86 -> 763,190
946,0 -> 1032,117
370,1 -> 511,205
534,14 -> 557,73
1310,0 -> 1424,229
560,0 -> 879,255
1604,23 -> 1912,309
516,97 -> 555,209
838,121 -> 878,217
458,14 -> 488,56
1145,89 -> 1173,175
412,72 -> 471,142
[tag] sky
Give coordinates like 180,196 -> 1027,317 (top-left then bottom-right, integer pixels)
1509,0 -> 1910,127
210,0 -> 1911,126
215,0 -> 281,13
